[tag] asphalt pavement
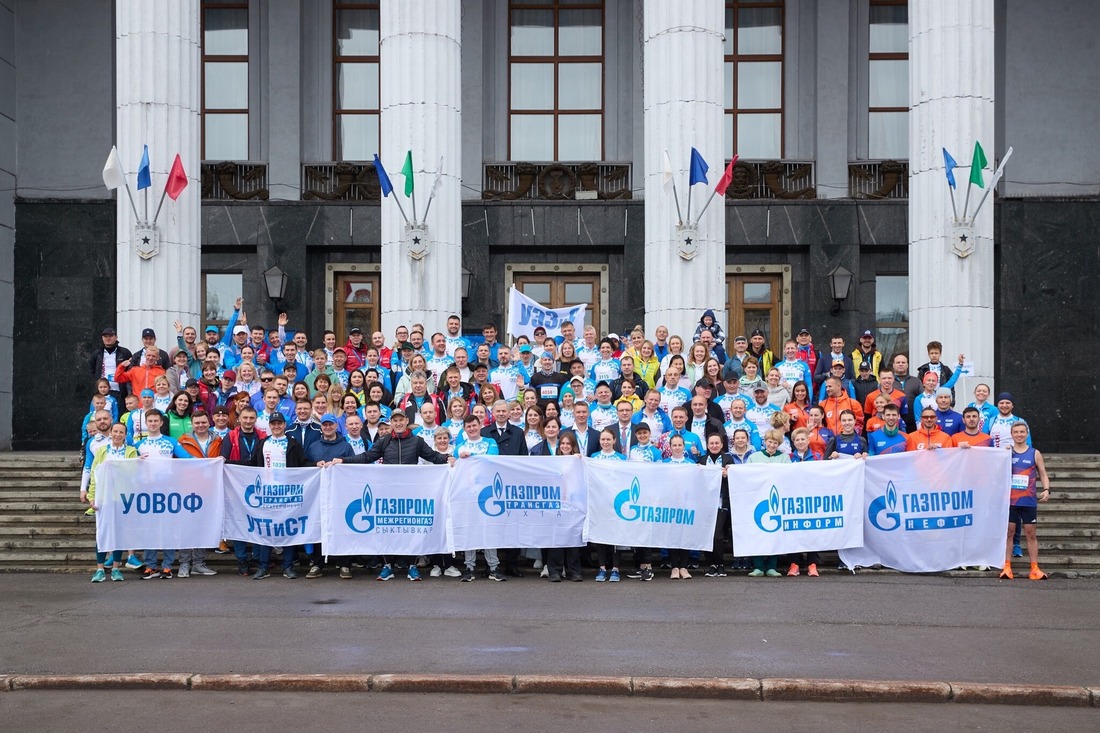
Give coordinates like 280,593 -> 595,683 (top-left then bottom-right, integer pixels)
3,692 -> 1100,733
2,571 -> 1097,686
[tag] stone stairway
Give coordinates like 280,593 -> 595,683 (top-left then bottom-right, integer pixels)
0,452 -> 1096,576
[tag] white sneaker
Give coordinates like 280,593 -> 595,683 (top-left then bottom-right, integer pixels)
443,566 -> 462,577
540,566 -> 549,578
533,559 -> 544,570
192,563 -> 218,576
430,565 -> 442,577
177,564 -> 190,578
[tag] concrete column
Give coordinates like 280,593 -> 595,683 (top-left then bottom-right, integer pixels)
814,0 -> 850,199
380,0 -> 461,336
265,0 -> 301,199
642,0 -> 726,344
908,0 -> 994,395
0,1 -> 14,449
115,0 -> 202,349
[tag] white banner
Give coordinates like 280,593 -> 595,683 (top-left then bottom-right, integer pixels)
446,456 -> 587,551
729,460 -> 865,556
95,457 -> 225,552
223,465 -> 322,547
506,286 -> 588,341
582,460 -> 720,551
839,448 -> 1011,572
321,464 -> 451,556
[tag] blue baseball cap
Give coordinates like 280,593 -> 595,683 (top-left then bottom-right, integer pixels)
205,325 -> 219,333
140,389 -> 154,397
319,413 -> 338,424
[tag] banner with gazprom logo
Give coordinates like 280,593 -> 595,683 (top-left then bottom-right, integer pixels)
223,465 -> 321,546
320,464 -> 450,556
839,448 -> 1011,572
447,456 -> 587,551
730,461 -> 864,556
582,461 -> 720,551
95,457 -> 225,552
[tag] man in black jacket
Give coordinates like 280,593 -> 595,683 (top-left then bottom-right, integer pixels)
91,327 -> 133,399
250,412 -> 307,580
334,410 -> 452,581
482,399 -> 530,576
697,433 -> 735,577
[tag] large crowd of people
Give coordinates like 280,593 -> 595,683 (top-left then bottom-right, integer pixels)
82,299 -> 1051,584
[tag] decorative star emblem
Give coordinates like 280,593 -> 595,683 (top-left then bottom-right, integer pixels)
958,234 -> 967,242
412,236 -> 421,245
142,236 -> 151,245
684,236 -> 692,245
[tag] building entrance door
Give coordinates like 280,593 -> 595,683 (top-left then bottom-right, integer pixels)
727,273 -> 782,350
513,273 -> 602,334
333,273 -> 381,340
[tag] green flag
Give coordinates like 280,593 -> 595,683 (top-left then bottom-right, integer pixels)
401,151 -> 414,196
969,141 -> 987,188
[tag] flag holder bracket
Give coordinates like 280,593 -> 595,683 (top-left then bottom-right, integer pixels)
675,224 -> 698,261
133,222 -> 159,260
405,222 -> 430,261
948,218 -> 974,259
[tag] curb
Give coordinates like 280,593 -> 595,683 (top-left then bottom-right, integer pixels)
2,673 -> 1097,707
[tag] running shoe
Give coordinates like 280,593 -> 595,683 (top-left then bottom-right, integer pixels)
376,565 -> 393,581
430,565 -> 443,577
283,567 -> 298,579
1012,543 -> 1023,557
595,569 -> 607,582
765,569 -> 781,578
748,569 -> 764,578
306,565 -> 323,579
639,568 -> 654,582
407,567 -> 421,581
1028,566 -> 1048,581
110,568 -> 125,582
443,566 -> 463,577
489,569 -> 508,582
251,568 -> 270,580
91,569 -> 106,583
609,569 -> 621,582
807,564 -> 819,577
192,563 -> 217,576
126,555 -> 145,570
787,563 -> 800,577
142,568 -> 162,580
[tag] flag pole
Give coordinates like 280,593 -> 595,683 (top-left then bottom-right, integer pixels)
152,188 -> 169,226
411,186 -> 418,226
422,191 -> 436,223
972,147 -> 1013,219
686,181 -> 693,225
121,181 -> 141,223
961,177 -> 973,221
948,186 -> 958,222
390,194 -> 410,225
665,149 -> 684,227
693,187 -> 720,228
143,188 -> 149,224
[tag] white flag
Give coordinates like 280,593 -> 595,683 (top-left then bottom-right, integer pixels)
986,146 -> 1013,190
102,146 -> 126,191
662,149 -> 675,191
506,286 -> 587,341
431,156 -> 444,195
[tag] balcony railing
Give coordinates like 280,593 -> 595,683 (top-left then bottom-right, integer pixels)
721,159 -> 816,200
301,162 -> 383,201
849,160 -> 908,199
482,162 -> 633,201
200,162 -> 269,200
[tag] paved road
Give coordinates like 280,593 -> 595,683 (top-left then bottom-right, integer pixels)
1,573 -> 1097,685
3,692 -> 1099,733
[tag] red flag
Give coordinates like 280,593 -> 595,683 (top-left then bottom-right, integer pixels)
165,154 -> 188,200
714,155 -> 738,196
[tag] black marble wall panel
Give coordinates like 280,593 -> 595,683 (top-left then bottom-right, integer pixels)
14,201 -> 116,450
996,199 -> 1100,453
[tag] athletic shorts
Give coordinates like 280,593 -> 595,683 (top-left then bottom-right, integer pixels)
1008,505 -> 1037,525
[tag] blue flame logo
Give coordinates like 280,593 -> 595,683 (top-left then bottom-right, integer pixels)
868,480 -> 901,531
344,483 -> 376,533
244,474 -> 263,508
613,478 -> 642,521
477,473 -> 507,516
753,485 -> 782,533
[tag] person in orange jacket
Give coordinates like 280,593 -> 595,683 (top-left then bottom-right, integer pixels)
819,376 -> 864,434
115,347 -> 167,395
905,407 -> 953,451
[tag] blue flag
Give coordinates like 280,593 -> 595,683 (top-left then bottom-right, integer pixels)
136,145 -> 151,190
942,147 -> 957,189
373,154 -> 393,197
689,148 -> 709,186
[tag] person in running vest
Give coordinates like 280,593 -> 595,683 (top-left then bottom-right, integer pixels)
1000,421 -> 1051,581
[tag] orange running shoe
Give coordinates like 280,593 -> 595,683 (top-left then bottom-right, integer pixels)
787,563 -> 800,577
1028,566 -> 1048,581
999,566 -> 1014,580
807,563 -> 819,577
